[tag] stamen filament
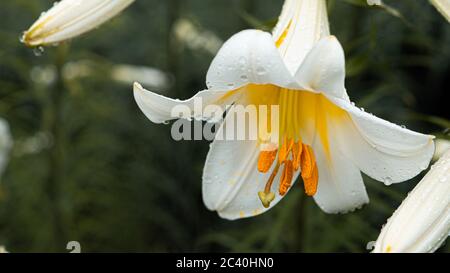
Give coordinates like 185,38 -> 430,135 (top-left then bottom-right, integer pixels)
257,161 -> 280,208
264,162 -> 280,193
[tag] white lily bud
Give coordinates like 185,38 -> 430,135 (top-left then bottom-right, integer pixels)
373,149 -> 450,253
434,139 -> 450,161
22,0 -> 135,47
430,0 -> 450,22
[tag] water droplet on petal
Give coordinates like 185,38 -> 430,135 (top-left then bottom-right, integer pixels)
256,66 -> 266,75
383,177 -> 393,186
33,46 -> 45,57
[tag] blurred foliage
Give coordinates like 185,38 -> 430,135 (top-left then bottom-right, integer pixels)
0,0 -> 448,253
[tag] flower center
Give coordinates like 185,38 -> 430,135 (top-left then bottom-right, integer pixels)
243,87 -> 321,208
257,137 -> 318,208
237,84 -> 347,208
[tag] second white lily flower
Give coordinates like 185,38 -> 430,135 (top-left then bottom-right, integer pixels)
373,149 -> 450,253
22,0 -> 134,47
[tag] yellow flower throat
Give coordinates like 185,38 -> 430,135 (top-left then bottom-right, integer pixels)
243,85 -> 322,208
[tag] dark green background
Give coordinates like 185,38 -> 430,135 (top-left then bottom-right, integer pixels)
0,0 -> 448,252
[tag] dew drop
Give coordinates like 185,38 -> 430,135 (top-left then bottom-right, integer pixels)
240,75 -> 248,81
366,241 -> 376,250
33,46 -> 45,57
239,56 -> 247,66
420,163 -> 428,170
256,66 -> 266,75
383,177 -> 393,186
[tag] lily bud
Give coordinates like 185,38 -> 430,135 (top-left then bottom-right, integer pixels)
373,149 -> 450,253
22,0 -> 134,47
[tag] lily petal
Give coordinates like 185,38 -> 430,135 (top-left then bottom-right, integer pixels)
203,113 -> 297,220
312,130 -> 369,214
295,36 -> 347,100
330,97 -> 435,183
206,30 -> 300,92
133,82 -> 235,124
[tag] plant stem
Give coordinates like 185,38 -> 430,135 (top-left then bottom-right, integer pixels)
45,44 -> 68,251
167,0 -> 181,97
296,191 -> 308,252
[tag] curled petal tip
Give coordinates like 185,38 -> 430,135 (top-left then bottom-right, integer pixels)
133,82 -> 143,90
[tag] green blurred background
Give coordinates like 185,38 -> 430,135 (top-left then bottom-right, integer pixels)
0,0 -> 448,252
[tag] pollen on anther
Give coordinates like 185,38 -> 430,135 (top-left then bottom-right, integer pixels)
279,160 -> 294,196
300,144 -> 318,196
292,142 -> 302,171
257,150 -> 277,173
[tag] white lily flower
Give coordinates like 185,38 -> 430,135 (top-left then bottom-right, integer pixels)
373,149 -> 450,253
430,0 -> 450,22
133,0 -> 435,219
22,0 -> 134,47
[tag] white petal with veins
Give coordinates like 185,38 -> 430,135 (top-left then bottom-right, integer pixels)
312,120 -> 369,214
133,82 -> 234,124
329,98 -> 435,184
206,30 -> 301,92
295,36 -> 348,100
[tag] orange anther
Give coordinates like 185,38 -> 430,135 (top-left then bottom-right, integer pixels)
278,137 -> 294,163
300,144 -> 315,178
292,142 -> 303,171
300,144 -> 318,196
257,149 -> 278,173
303,163 -> 318,196
279,160 -> 294,196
